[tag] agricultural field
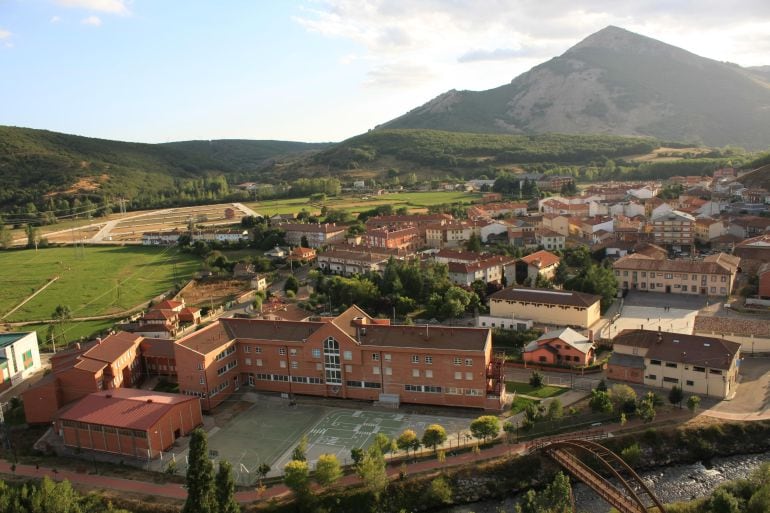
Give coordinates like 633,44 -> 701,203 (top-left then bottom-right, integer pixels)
247,190 -> 482,216
0,246 -> 200,322
18,319 -> 116,349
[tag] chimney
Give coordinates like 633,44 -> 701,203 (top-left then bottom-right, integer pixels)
657,326 -> 663,344
147,399 -> 153,403
96,337 -> 102,345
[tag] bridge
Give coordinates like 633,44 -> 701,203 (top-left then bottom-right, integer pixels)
530,432 -> 667,513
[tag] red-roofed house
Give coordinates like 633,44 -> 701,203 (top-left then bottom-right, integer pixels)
57,389 -> 202,459
519,250 -> 561,283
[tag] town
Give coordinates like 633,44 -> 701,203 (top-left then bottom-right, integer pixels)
1,163 -> 769,512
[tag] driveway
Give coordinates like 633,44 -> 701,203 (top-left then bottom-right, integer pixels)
702,357 -> 770,420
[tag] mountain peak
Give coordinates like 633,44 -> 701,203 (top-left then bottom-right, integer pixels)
567,25 -> 677,56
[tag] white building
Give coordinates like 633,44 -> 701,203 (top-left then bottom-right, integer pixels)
0,332 -> 42,388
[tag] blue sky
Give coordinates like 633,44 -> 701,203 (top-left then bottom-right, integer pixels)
1,0 -> 769,143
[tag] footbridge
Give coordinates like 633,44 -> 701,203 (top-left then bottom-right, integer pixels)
530,432 -> 667,513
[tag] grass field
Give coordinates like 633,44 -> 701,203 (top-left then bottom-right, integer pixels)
0,246 -> 200,322
17,319 -> 116,349
246,191 -> 482,216
505,382 -> 567,399
508,396 -> 538,415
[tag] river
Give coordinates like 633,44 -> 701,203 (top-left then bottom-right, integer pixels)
444,451 -> 770,513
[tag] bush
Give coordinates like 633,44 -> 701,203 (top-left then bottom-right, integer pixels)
620,443 -> 642,466
529,371 -> 544,388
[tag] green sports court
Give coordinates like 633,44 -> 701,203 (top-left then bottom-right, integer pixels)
176,396 -> 474,484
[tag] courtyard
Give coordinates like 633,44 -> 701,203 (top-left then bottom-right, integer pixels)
604,291 -> 708,337
172,394 -> 474,484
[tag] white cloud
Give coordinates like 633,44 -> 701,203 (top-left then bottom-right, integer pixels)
0,29 -> 11,40
50,16 -> 62,23
81,15 -> 102,26
295,0 -> 770,94
56,0 -> 129,15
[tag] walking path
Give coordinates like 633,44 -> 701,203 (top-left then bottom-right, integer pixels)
1,276 -> 60,320
0,408 -> 694,504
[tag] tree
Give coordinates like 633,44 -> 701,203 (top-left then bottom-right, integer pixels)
397,429 -> 420,456
427,475 -> 453,505
516,471 -> 572,513
687,395 -> 701,414
637,397 -> 657,423
291,435 -> 308,462
596,378 -> 608,392
529,370 -> 544,388
422,424 -> 447,453
0,223 -> 11,249
609,384 -> 637,414
554,260 -> 569,285
284,275 -> 299,294
589,389 -> 613,413
374,432 -> 396,457
252,295 -> 263,313
350,447 -> 364,466
182,429 -> 216,513
357,444 -> 388,501
314,453 -> 342,487
215,461 -> 240,513
470,415 -> 500,442
26,224 -> 40,249
300,235 -> 309,248
465,233 -> 482,252
283,460 -> 310,496
668,385 -> 684,408
256,463 -> 271,480
709,487 -> 740,513
52,304 -> 72,348
546,399 -> 564,420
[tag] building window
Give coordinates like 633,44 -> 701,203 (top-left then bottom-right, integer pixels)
290,349 -> 297,356
647,374 -> 656,380
316,362 -> 323,371
453,357 -> 462,365
372,353 -> 380,361
465,358 -> 473,366
693,366 -> 705,372
454,372 -> 462,380
245,358 -> 251,366
279,348 -> 286,356
197,363 -> 203,370
384,354 -> 391,361
425,356 -> 433,364
199,376 -> 204,385
465,372 -> 473,380
244,346 -> 250,353
412,369 -> 420,377
373,366 -> 380,375
385,367 -> 392,376
345,364 -> 352,373
256,359 -> 263,367
686,380 -> 694,386
650,360 -> 661,366
665,273 -> 673,279
291,361 -> 298,369
280,360 -> 287,368
312,348 -> 321,358
663,377 -> 679,383
254,346 -> 261,354
411,355 -> 419,364
665,362 -> 677,368
344,350 -> 352,361
425,370 -> 433,378
323,337 -> 342,384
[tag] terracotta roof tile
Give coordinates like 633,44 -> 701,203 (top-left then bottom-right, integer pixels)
81,332 -> 142,364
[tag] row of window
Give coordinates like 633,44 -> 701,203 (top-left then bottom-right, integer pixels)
346,380 -> 382,389
182,389 -> 207,398
215,345 -> 236,361
209,379 -> 229,397
241,345 -> 476,367
404,384 -> 443,393
619,270 -> 727,282
217,360 -> 238,376
648,360 -> 724,375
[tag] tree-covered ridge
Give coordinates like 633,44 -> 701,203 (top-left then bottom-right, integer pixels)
314,129 -> 660,169
0,125 -> 329,214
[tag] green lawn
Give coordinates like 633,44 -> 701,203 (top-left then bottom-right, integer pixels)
18,319 -> 116,349
0,246 -> 200,322
509,396 -> 538,415
505,381 -> 567,399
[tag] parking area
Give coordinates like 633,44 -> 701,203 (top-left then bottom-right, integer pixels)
704,357 -> 770,419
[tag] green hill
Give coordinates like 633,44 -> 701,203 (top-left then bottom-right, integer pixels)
381,26 -> 770,150
0,125 -> 330,215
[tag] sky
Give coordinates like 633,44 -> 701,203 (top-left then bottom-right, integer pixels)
1,0 -> 770,144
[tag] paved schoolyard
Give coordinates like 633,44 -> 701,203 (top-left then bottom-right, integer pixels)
271,408 -> 472,474
174,395 -> 474,484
